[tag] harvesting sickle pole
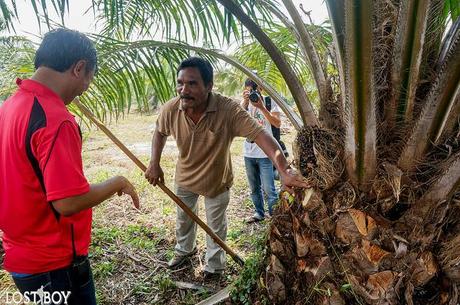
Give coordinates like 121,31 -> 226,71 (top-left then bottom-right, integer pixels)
73,99 -> 245,267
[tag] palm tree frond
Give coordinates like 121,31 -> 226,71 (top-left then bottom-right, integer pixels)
217,0 -> 317,126
234,25 -> 316,101
435,91 -> 460,145
85,36 -> 303,128
0,36 -> 36,100
0,0 -> 69,30
399,17 -> 460,172
282,0 -> 329,106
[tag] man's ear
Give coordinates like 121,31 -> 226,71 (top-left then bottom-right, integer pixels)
206,81 -> 214,92
72,60 -> 87,77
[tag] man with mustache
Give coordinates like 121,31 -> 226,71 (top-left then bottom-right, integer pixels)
145,57 -> 308,280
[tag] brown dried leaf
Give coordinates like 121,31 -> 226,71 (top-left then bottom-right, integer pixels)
266,255 -> 286,303
304,191 -> 327,214
350,271 -> 398,304
349,275 -> 377,302
336,213 -> 362,244
302,212 -> 311,227
367,271 -> 397,293
320,282 -> 345,305
296,256 -> 332,279
349,209 -> 367,235
266,274 -> 285,303
405,282 -> 414,305
271,225 -> 282,238
332,182 -> 356,212
270,255 -> 285,274
294,231 -> 309,257
362,240 -> 391,266
302,188 -> 314,207
440,291 -> 450,304
313,256 -> 332,279
349,209 -> 377,237
347,246 -> 379,275
393,241 -> 408,259
382,162 -> 403,201
309,236 -> 327,257
366,216 -> 378,237
296,258 -> 308,273
292,213 -> 301,231
411,251 -> 438,287
270,238 -> 287,258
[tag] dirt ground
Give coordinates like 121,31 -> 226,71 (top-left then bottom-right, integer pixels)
0,109 -> 296,305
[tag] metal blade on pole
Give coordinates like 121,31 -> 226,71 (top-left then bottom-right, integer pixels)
74,99 -> 245,267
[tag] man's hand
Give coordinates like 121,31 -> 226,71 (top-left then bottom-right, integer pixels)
279,167 -> 311,193
242,89 -> 250,109
52,176 -> 140,216
117,176 -> 140,209
250,96 -> 265,110
145,161 -> 165,186
243,89 -> 265,109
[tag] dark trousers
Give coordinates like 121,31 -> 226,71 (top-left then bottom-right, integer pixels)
12,257 -> 97,305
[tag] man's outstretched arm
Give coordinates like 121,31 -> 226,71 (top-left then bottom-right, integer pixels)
52,176 -> 139,216
254,131 -> 309,192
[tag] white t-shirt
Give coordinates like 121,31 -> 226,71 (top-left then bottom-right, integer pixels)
243,98 -> 280,158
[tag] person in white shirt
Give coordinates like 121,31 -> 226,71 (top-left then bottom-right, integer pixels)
241,79 -> 281,222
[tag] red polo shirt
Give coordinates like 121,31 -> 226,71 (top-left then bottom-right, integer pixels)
0,79 -> 91,274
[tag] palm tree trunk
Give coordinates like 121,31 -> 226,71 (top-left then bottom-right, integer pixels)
391,0 -> 431,124
343,0 -> 377,190
413,152 -> 460,216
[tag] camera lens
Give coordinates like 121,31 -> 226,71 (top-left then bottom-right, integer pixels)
249,90 -> 259,102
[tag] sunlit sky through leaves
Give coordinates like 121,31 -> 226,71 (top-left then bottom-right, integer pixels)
11,0 -> 329,42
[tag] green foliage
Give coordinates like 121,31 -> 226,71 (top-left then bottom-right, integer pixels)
153,273 -> 176,294
0,0 -> 69,31
227,227 -> 244,241
214,67 -> 246,97
230,231 -> 268,305
223,21 -> 333,106
0,36 -> 35,101
444,0 -> 460,22
340,283 -> 352,293
91,224 -> 167,255
93,260 -> 115,278
93,0 -> 240,45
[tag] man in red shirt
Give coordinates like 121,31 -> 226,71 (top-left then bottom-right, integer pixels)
0,28 -> 139,305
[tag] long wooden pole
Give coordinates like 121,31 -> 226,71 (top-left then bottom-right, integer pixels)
74,100 -> 245,267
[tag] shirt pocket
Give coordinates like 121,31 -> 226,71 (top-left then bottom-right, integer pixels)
200,129 -> 221,145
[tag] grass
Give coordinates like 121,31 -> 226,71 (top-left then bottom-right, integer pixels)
0,110 -> 297,304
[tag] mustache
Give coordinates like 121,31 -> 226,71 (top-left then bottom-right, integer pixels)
180,95 -> 194,100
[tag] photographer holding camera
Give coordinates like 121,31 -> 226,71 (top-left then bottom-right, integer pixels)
241,79 -> 281,223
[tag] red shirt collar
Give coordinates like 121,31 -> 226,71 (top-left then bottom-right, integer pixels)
16,78 -> 64,103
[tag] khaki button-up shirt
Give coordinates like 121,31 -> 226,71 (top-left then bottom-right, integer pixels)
156,92 -> 264,197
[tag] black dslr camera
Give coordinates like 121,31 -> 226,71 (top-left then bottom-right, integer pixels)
248,83 -> 260,103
